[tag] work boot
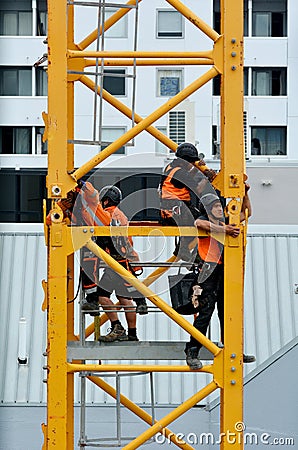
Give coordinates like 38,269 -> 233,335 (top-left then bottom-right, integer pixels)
98,324 -> 128,342
243,354 -> 256,363
128,335 -> 139,342
81,297 -> 100,316
185,347 -> 203,370
135,298 -> 148,315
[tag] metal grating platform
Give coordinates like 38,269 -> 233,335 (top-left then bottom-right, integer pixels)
67,341 -> 215,361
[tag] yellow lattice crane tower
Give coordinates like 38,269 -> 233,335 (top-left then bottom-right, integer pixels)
43,0 -> 246,448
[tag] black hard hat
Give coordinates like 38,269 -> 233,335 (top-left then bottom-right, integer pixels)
99,185 -> 122,206
176,142 -> 199,162
200,193 -> 221,211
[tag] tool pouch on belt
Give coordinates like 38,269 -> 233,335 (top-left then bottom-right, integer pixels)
160,199 -> 187,220
168,266 -> 202,315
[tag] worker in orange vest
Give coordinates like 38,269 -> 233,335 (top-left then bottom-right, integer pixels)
184,188 -> 255,369
81,183 -> 148,342
159,142 -> 209,261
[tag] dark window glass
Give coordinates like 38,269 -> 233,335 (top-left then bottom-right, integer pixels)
252,68 -> 287,96
251,126 -> 287,156
103,69 -> 126,96
36,0 -> 47,36
244,68 -> 248,96
0,1 -> 32,36
36,67 -> 47,96
252,0 -> 287,37
0,127 -> 32,154
0,171 -> 46,222
213,74 -> 221,95
0,67 -> 32,96
213,0 -> 220,34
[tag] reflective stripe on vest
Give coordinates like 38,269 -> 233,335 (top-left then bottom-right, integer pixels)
161,165 -> 191,201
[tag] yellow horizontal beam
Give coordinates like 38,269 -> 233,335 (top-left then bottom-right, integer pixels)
68,50 -> 214,59
68,363 -> 214,374
85,225 -> 204,237
85,58 -> 213,66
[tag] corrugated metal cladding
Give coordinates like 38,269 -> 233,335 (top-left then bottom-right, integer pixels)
0,230 -> 297,406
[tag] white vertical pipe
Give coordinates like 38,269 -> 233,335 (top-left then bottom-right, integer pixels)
18,318 -> 28,364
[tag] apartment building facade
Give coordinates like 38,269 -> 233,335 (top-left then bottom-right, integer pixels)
0,0 -> 297,224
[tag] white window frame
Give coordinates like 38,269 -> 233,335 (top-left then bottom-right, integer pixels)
156,9 -> 184,39
250,126 -> 287,157
103,8 -> 128,38
156,68 -> 183,97
101,127 -> 126,155
155,126 -> 169,155
103,68 -> 127,97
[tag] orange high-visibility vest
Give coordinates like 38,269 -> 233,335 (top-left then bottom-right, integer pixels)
161,164 -> 191,201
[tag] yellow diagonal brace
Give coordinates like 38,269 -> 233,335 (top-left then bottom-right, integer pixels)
86,239 -> 220,356
122,381 -> 218,450
78,0 -> 142,50
166,0 -> 220,42
72,67 -> 218,180
88,376 -> 195,450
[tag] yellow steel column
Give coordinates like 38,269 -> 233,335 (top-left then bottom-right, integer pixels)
220,1 -> 245,449
66,4 -> 75,448
47,0 -> 74,198
46,222 -> 69,449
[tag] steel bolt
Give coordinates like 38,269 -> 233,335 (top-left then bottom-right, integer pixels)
231,380 -> 236,385
231,65 -> 237,71
90,228 -> 94,233
231,38 -> 236,43
231,353 -> 236,359
231,367 -> 236,372
83,229 -> 87,233
231,52 -> 237,57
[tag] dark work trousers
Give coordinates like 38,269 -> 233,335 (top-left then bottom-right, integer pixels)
185,263 -> 224,351
160,201 -> 198,261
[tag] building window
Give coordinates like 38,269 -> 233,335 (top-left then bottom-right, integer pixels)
251,126 -> 286,156
104,8 -> 128,38
252,0 -> 287,37
212,74 -> 221,96
213,0 -> 220,34
36,0 -> 47,36
0,1 -> 32,36
0,67 -> 32,96
157,69 -> 182,97
252,68 -> 287,96
157,10 -> 183,38
36,67 -> 48,96
36,127 -> 47,154
168,111 -> 186,145
244,68 -> 248,96
0,127 -> 32,154
101,127 -> 126,155
155,126 -> 168,155
212,71 -> 248,96
0,170 -> 46,222
103,69 -> 126,96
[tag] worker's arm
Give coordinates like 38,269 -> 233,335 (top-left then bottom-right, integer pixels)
194,218 -> 240,237
240,183 -> 252,222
